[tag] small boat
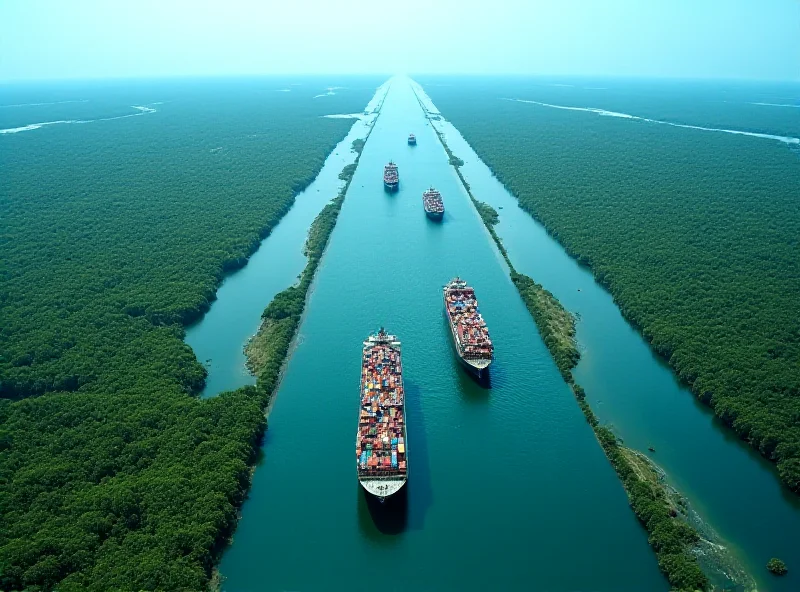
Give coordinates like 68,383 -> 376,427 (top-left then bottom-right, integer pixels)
408,133 -> 417,146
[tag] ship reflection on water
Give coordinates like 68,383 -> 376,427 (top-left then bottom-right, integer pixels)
358,483 -> 408,536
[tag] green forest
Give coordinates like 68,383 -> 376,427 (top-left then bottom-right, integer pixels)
421,78 -> 800,493
0,78 -> 380,590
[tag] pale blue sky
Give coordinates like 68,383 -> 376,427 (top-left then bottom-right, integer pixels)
1,0 -> 797,81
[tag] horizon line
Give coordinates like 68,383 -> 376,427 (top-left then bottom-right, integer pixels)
2,72 -> 798,85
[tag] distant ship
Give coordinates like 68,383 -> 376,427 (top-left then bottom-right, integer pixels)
357,328 -> 408,502
443,278 -> 494,377
408,133 -> 416,146
422,187 -> 444,221
384,162 -> 399,192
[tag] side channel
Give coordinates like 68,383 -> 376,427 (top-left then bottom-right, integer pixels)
185,83 -> 389,398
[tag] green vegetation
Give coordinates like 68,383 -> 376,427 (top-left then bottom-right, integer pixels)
595,428 -> 707,591
431,114 -> 710,592
422,79 -> 800,494
351,138 -> 365,154
473,199 -> 499,227
510,273 -> 579,381
339,163 -> 357,182
247,116 -> 367,391
0,79 -> 380,590
246,194 -> 345,384
767,558 -> 788,576
244,318 -> 296,380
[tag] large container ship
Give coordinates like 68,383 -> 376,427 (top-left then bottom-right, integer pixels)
408,133 -> 416,146
383,161 -> 399,192
422,187 -> 444,221
443,278 -> 494,377
356,328 -> 408,502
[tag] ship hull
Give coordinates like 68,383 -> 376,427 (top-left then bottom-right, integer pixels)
384,181 -> 398,192
357,330 -> 408,505
448,330 -> 491,378
425,209 -> 444,221
408,140 -> 416,146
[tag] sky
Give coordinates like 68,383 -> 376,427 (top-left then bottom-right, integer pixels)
1,0 -> 798,82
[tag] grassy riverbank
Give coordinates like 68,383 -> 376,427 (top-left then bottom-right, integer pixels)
422,102 -> 718,591
510,273 -> 580,382
244,193 -> 345,387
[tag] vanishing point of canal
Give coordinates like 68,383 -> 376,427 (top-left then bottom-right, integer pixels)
210,79 -> 667,591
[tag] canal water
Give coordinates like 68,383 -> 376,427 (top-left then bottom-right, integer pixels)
414,84 -> 800,591
213,78 -> 666,591
185,83 -> 389,398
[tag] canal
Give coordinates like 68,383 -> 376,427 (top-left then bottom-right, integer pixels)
414,84 -> 800,591
210,78 -> 667,591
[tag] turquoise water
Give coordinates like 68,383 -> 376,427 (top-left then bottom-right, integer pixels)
420,87 -> 800,591
212,78 -> 666,591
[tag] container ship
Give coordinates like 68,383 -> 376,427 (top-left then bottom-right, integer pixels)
383,161 -> 399,192
443,278 -> 494,377
408,133 -> 416,146
422,187 -> 444,221
356,328 -> 408,502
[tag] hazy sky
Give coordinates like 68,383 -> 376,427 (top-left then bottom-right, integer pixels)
1,0 -> 798,81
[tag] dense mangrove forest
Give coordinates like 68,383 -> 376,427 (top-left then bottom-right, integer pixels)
0,78 -> 381,590
420,77 -> 800,494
